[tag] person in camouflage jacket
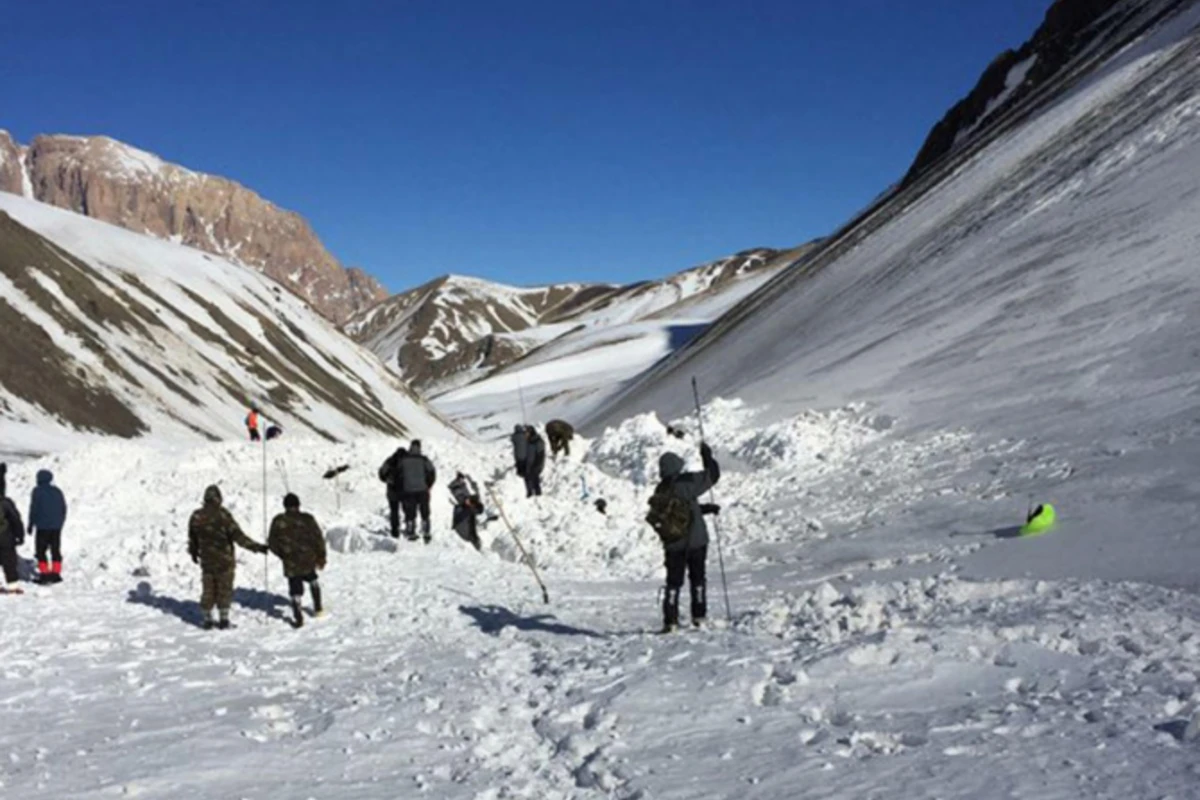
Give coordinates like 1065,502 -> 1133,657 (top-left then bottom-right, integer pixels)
267,493 -> 326,628
187,485 -> 267,630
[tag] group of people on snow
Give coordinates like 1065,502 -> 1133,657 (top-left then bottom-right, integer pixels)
0,462 -> 70,595
7,408 -> 723,636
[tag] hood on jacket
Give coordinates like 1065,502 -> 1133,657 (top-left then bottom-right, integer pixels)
409,440 -> 422,456
513,425 -> 523,434
36,469 -> 53,486
203,485 -> 223,507
658,453 -> 684,480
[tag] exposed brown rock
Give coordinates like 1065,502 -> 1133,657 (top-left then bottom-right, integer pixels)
2,133 -> 387,322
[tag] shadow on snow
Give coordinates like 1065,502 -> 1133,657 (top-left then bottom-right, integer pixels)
126,580 -> 291,627
459,604 -> 603,638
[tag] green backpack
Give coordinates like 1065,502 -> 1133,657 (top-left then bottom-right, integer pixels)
646,480 -> 692,546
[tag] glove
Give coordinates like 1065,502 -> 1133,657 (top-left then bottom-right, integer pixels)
700,503 -> 720,516
700,442 -> 713,460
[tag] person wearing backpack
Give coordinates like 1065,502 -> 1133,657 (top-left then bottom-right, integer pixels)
378,445 -> 408,539
398,440 -> 437,542
646,443 -> 721,632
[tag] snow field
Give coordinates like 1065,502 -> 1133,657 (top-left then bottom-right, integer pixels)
4,399 -> 1200,797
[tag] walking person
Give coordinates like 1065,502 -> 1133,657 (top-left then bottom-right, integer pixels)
646,443 -> 721,632
0,486 -> 24,594
187,485 -> 268,630
510,425 -> 528,477
245,406 -> 262,442
398,440 -> 437,542
448,472 -> 483,552
267,493 -> 327,628
522,426 -> 546,498
378,445 -> 408,539
28,470 -> 67,584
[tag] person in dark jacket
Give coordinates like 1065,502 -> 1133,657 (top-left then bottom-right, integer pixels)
511,425 -> 528,477
398,440 -> 437,542
268,493 -> 327,628
28,470 -> 68,584
188,485 -> 267,629
545,419 -> 575,458
522,426 -> 546,498
448,472 -> 483,552
378,446 -> 408,539
0,462 -> 7,498
657,443 -> 721,631
1,489 -> 24,594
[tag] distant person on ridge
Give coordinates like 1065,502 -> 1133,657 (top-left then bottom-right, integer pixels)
398,440 -> 437,542
546,419 -> 575,458
246,406 -> 261,442
646,443 -> 721,632
522,426 -> 546,498
28,470 -> 68,584
378,444 -> 408,539
0,481 -> 24,594
187,485 -> 268,630
268,493 -> 327,628
511,424 -> 528,477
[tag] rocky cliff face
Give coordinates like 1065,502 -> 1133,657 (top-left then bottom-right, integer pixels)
904,0 -> 1188,183
0,131 -> 387,322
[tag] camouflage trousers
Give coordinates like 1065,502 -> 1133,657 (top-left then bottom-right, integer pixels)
200,568 -> 235,611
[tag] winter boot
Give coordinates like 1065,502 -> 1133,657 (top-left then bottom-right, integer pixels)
690,584 -> 707,627
36,561 -> 49,584
51,561 -> 63,584
217,608 -> 231,630
404,519 -> 418,542
2,582 -> 23,595
291,596 -> 304,629
421,519 -> 431,544
661,587 -> 681,633
311,582 -> 323,617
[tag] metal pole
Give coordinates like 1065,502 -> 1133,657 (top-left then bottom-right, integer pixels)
691,377 -> 732,624
486,484 -> 550,604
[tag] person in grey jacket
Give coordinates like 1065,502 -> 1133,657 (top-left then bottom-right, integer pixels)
522,426 -> 546,498
28,470 -> 68,583
657,443 -> 721,631
511,425 -> 528,477
397,440 -> 437,542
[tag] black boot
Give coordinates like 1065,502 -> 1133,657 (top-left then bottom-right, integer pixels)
404,520 -> 417,542
291,596 -> 304,628
311,582 -> 324,617
691,584 -> 707,627
421,519 -> 431,544
661,588 -> 681,633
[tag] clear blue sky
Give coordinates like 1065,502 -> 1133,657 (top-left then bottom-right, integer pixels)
4,0 -> 1050,292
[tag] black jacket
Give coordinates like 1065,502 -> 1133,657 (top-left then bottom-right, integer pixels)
524,432 -> 546,477
2,497 -> 25,548
398,443 -> 436,494
511,426 -> 528,467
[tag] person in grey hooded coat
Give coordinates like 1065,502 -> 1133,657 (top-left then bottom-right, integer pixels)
511,425 -> 528,477
657,443 -> 720,631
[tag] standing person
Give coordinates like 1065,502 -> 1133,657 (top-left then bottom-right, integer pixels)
448,472 -> 483,552
646,443 -> 721,632
0,462 -> 7,498
397,440 -> 437,542
267,493 -> 327,628
545,419 -> 575,458
187,485 -> 268,630
510,425 -> 528,477
28,470 -> 67,584
522,426 -> 546,498
245,406 -> 261,442
1,486 -> 24,594
378,445 -> 408,539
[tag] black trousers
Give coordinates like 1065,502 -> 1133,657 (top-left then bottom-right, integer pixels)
524,471 -> 543,498
664,546 -> 708,624
36,530 -> 62,564
287,573 -> 322,612
1,544 -> 17,584
400,492 -> 431,535
249,428 -> 261,442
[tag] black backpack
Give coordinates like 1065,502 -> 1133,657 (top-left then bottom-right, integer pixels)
645,480 -> 691,546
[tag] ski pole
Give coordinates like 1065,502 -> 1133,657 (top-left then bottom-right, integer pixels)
691,376 -> 733,625
486,484 -> 550,604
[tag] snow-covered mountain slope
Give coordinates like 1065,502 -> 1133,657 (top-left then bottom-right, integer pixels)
347,247 -> 809,396
0,192 -> 457,453
432,247 -> 812,437
588,3 -> 1200,587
